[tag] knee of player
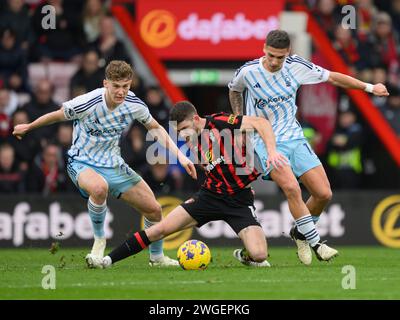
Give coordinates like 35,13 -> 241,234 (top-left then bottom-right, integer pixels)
281,182 -> 301,198
320,188 -> 333,202
144,203 -> 162,222
91,184 -> 109,201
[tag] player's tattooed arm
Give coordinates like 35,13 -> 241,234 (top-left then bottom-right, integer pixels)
229,90 -> 244,115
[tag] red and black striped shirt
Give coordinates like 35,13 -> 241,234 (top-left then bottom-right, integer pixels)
196,113 -> 259,196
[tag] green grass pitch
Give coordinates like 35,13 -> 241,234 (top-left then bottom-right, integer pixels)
1,246 -> 399,299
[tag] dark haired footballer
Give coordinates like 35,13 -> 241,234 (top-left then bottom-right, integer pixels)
94,100 -> 288,268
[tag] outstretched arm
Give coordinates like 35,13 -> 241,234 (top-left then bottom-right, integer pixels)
13,108 -> 66,140
241,116 -> 288,169
327,72 -> 389,96
229,90 -> 244,115
144,119 -> 197,180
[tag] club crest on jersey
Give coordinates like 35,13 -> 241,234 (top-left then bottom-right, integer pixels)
119,115 -> 126,124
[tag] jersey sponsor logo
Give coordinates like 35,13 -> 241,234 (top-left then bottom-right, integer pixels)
255,98 -> 268,109
254,94 -> 293,109
253,82 -> 261,88
227,114 -> 237,124
205,155 -> 225,172
86,127 -> 120,136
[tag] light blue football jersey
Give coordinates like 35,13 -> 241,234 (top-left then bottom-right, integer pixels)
62,88 -> 153,168
228,55 -> 330,144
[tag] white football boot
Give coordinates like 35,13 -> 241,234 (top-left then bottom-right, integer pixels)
101,256 -> 112,269
149,255 -> 180,267
290,227 -> 312,265
85,237 -> 106,269
233,249 -> 271,267
312,242 -> 339,261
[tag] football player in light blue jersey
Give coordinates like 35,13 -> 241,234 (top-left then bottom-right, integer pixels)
229,30 -> 389,265
13,60 -> 197,268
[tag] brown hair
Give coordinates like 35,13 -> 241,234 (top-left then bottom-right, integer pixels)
105,60 -> 134,81
265,30 -> 290,49
169,101 -> 197,124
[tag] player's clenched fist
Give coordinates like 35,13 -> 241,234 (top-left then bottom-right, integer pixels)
372,83 -> 389,97
12,124 -> 30,140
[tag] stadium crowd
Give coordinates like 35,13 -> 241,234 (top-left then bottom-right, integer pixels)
0,0 -> 399,195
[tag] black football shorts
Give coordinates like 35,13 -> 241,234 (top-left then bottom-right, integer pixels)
180,188 -> 261,234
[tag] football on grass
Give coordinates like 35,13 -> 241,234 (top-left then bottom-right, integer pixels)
177,240 -> 211,270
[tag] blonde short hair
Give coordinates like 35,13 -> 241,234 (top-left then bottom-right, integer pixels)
105,60 -> 134,81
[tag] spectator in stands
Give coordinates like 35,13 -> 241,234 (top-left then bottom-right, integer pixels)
32,0 -> 85,62
359,12 -> 400,81
312,0 -> 341,40
356,0 -> 378,41
0,112 -> 11,140
300,120 -> 322,151
130,71 -> 146,100
381,85 -> 400,137
144,86 -> 170,129
0,0 -> 33,50
390,0 -> 400,37
371,67 -> 389,108
26,143 -> 73,194
71,86 -> 88,99
326,110 -> 364,189
70,49 -> 104,95
93,14 -> 132,67
0,28 -> 29,93
55,122 -> 73,165
142,162 -> 178,195
22,79 -> 59,145
372,13 -> 400,85
5,109 -> 39,167
0,143 -> 26,193
120,124 -> 149,175
0,86 -> 18,118
332,25 -> 361,75
82,0 -> 107,44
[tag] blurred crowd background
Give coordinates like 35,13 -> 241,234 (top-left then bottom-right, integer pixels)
0,0 -> 399,196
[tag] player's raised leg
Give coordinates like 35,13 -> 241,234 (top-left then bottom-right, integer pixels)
77,168 -> 109,267
234,225 -> 270,267
102,206 -> 197,267
300,165 -> 333,223
119,179 -> 179,266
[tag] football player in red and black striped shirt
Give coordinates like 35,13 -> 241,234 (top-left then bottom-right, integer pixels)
99,101 -> 287,268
